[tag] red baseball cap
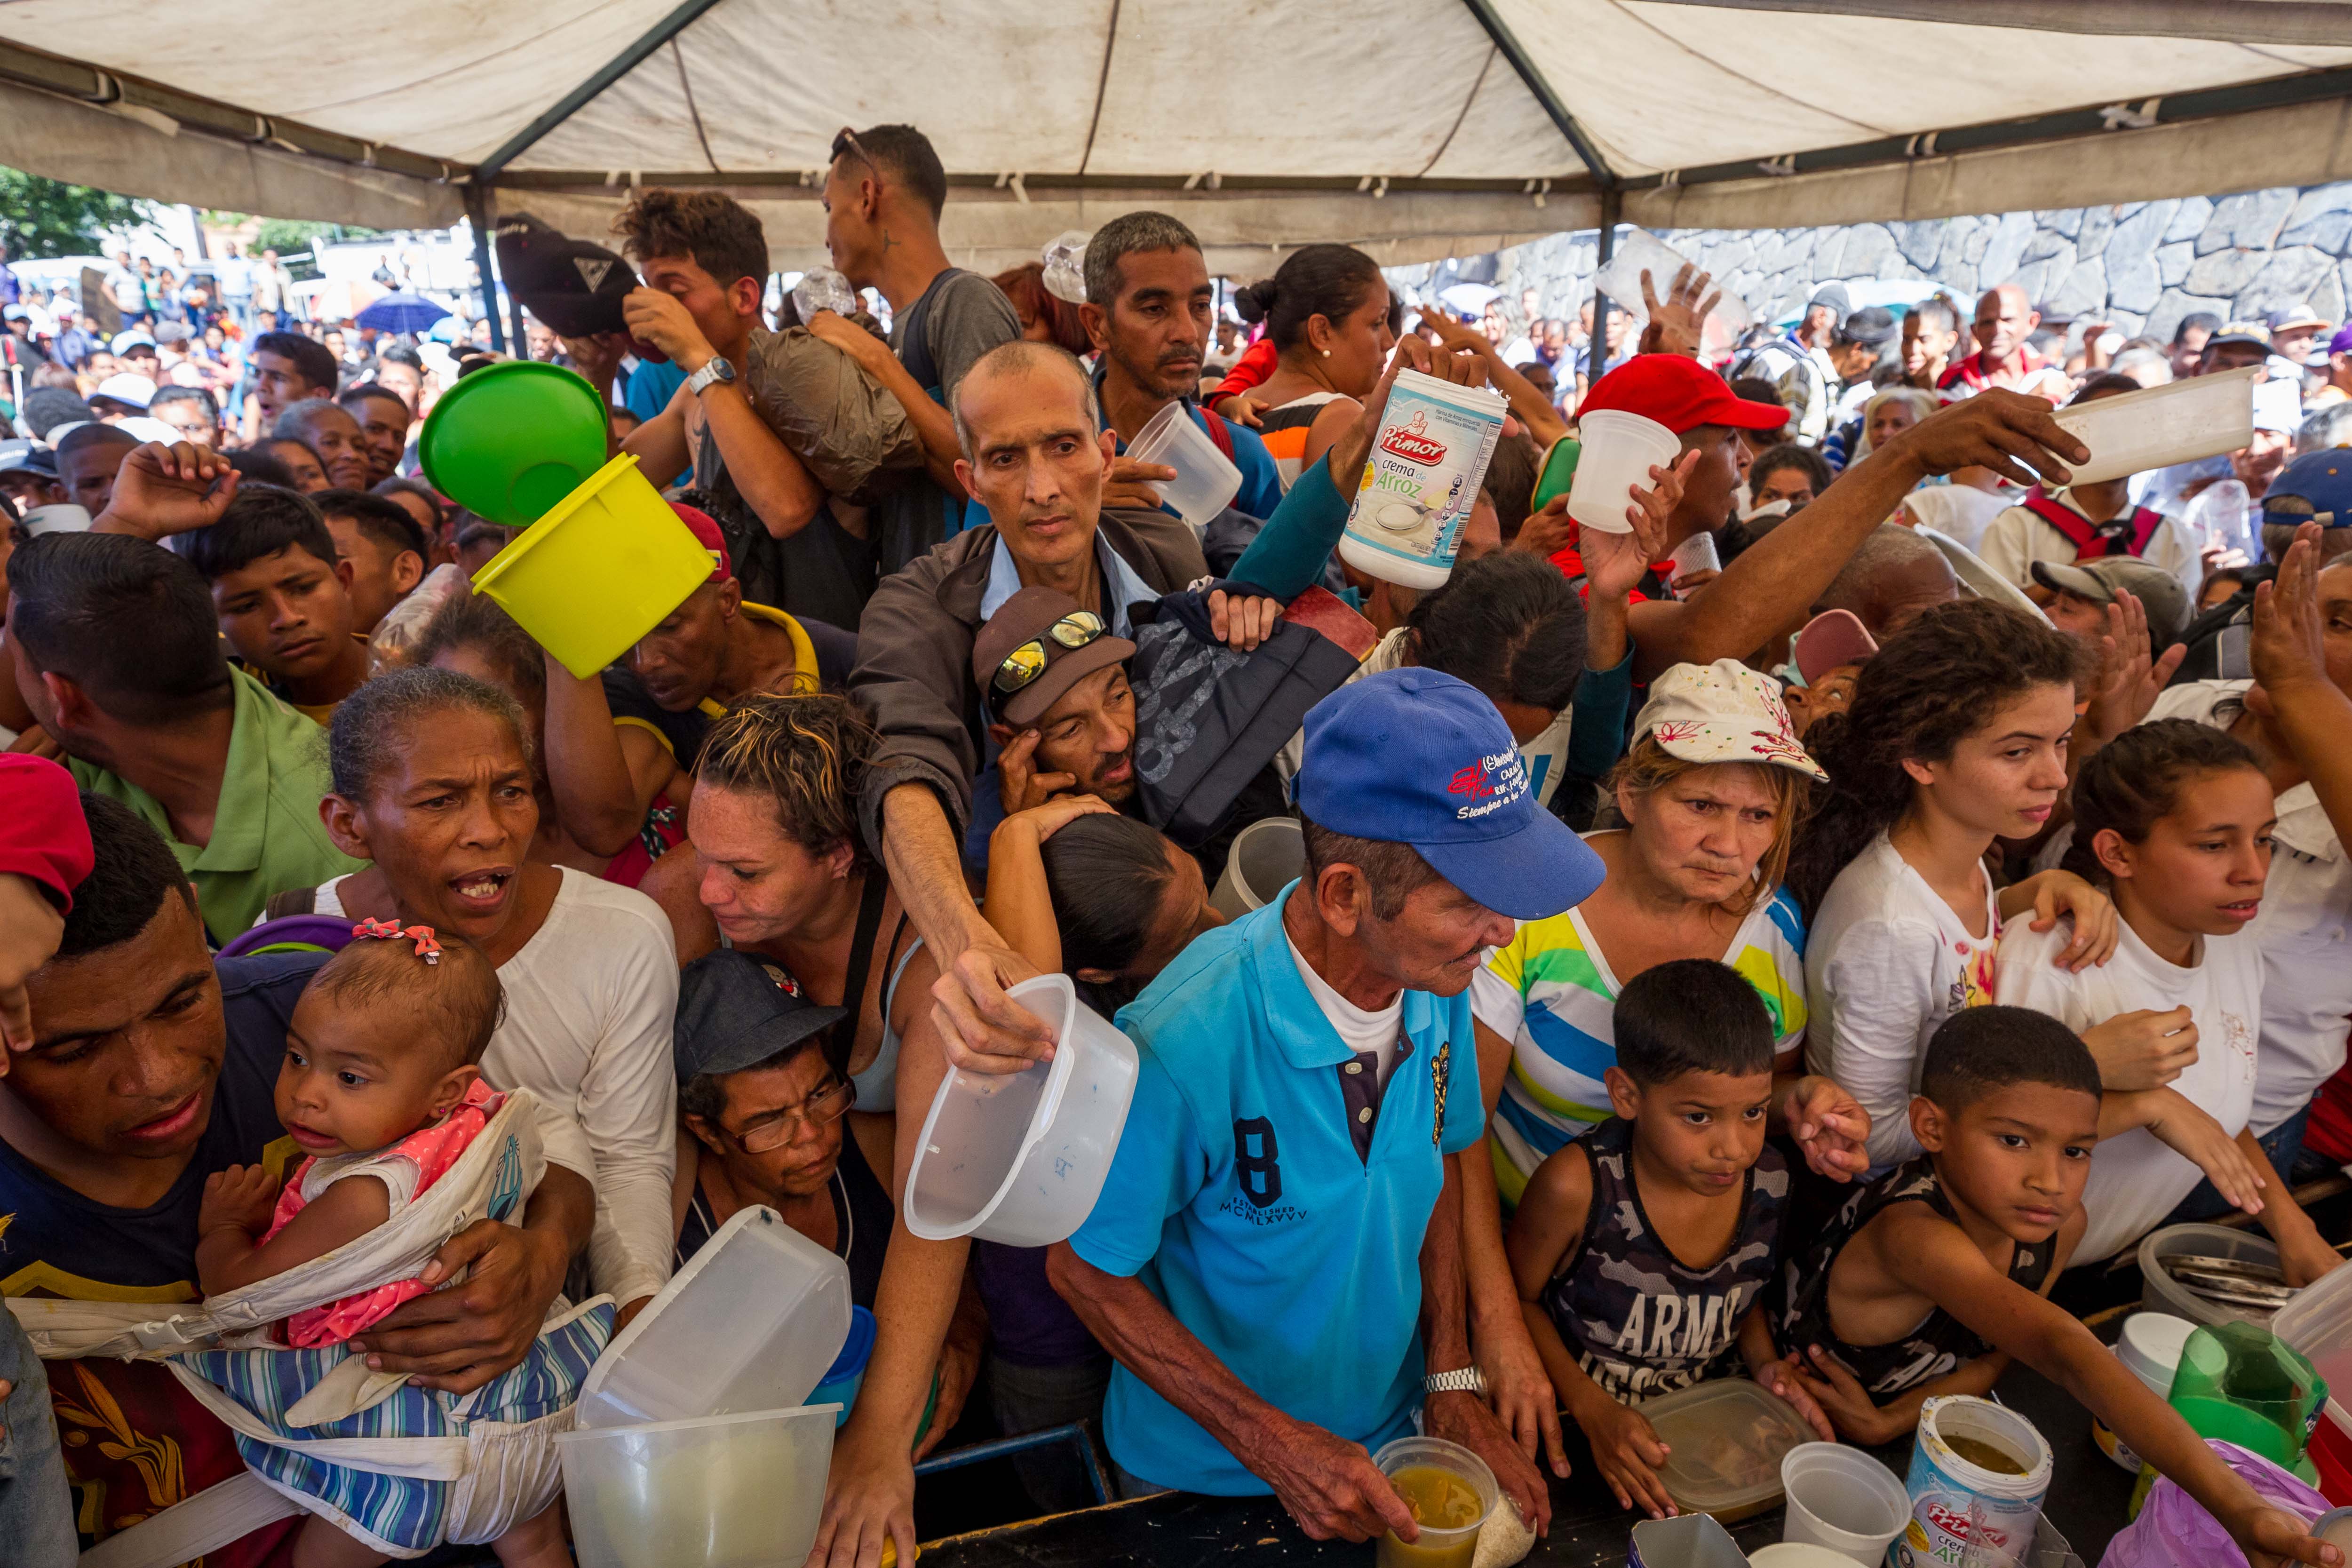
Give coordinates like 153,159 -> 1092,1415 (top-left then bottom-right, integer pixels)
671,503 -> 731,583
1581,355 -> 1789,435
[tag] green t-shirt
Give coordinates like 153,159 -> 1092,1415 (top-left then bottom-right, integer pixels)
70,668 -> 367,945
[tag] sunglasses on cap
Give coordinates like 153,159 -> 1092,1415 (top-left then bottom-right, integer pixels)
992,610 -> 1108,697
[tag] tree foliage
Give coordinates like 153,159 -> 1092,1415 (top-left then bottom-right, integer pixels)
0,167 -> 152,259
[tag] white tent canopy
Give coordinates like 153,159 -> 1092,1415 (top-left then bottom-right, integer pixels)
8,1 -> 2352,271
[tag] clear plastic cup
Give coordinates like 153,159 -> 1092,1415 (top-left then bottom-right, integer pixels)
1779,1441 -> 1910,1564
1126,399 -> 1243,526
1371,1435 -> 1496,1568
1568,409 -> 1682,533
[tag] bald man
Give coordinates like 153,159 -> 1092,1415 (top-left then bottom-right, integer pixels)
1936,282 -> 2072,406
1814,522 -> 1960,642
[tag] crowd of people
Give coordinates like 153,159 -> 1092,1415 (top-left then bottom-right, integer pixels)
5,119 -> 2352,1568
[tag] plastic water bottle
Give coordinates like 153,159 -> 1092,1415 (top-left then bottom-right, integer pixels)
2187,478 -> 2254,562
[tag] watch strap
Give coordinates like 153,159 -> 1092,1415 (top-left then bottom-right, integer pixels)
1422,1365 -> 1486,1396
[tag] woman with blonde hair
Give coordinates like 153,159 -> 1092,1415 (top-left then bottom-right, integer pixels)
1852,385 -> 1939,465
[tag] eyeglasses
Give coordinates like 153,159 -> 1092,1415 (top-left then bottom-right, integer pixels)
831,126 -> 875,174
727,1075 -> 855,1154
992,611 -> 1108,697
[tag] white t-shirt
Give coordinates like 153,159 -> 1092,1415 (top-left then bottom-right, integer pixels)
1996,917 -> 2262,1263
2149,681 -> 2352,1135
1804,833 -> 2001,1170
1975,490 -> 2201,601
1288,930 -> 1402,1085
309,868 -> 680,1306
1900,484 -> 2016,553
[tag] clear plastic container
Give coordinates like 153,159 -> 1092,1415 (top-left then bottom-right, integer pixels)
556,1402 -> 840,1568
2137,1222 -> 2285,1329
1371,1435 -> 1495,1568
791,266 -> 858,321
1779,1441 -> 1910,1564
2276,1257 -> 2352,1439
903,973 -> 1140,1247
1208,816 -> 1303,919
1567,409 -> 1682,534
1640,1377 -> 1815,1521
574,1204 -> 850,1430
2050,364 -> 2259,487
1593,228 -> 1756,340
1127,399 -> 1242,527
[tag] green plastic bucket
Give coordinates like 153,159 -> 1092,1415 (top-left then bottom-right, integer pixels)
420,360 -> 610,527
470,454 -> 714,679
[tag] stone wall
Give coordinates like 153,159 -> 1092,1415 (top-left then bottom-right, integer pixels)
1423,183 -> 2352,345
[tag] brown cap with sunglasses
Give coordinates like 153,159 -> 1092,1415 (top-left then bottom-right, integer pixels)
972,586 -> 1136,727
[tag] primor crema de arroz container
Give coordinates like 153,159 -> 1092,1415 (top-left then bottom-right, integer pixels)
1339,369 -> 1507,589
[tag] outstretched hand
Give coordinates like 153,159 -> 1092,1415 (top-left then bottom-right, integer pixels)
1881,388 -> 2087,489
1327,335 -> 1487,489
93,442 -> 240,540
1637,264 -> 1721,358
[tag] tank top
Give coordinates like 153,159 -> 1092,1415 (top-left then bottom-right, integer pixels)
674,1116 -> 894,1309
1774,1156 -> 2055,1397
1252,392 -> 1346,490
1538,1117 -> 1788,1404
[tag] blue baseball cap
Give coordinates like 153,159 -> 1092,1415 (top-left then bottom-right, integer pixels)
1297,668 -> 1605,921
2263,449 -> 2352,528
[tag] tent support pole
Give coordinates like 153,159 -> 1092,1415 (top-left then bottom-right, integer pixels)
1457,0 -> 1615,185
464,184 -> 506,355
473,0 -> 733,181
1589,187 -> 1622,395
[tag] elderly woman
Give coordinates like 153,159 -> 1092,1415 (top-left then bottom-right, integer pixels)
272,666 -> 680,1322
638,692 -> 922,1112
1852,386 -> 1938,466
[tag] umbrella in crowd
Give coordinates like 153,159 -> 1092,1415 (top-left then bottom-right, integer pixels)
356,290 -> 453,334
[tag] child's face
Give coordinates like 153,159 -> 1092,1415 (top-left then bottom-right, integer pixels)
276,987 -> 477,1158
209,544 -> 358,681
1610,1067 -> 1774,1195
1916,1082 -> 2100,1243
2096,766 -> 2275,938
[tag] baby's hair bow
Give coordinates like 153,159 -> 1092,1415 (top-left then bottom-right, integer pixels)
351,918 -> 444,964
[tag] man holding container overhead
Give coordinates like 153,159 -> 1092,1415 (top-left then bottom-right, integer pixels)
1047,668 -> 1593,1542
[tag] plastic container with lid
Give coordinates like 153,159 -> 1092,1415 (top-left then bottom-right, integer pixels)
2092,1312 -> 2198,1472
1778,1441 -> 1908,1564
2137,1223 -> 2286,1329
556,1401 -> 840,1568
2277,1259 -> 2352,1503
903,973 -> 1140,1247
2161,1320 -> 2326,1477
574,1205 -> 850,1430
2050,363 -> 2259,487
1340,368 -> 1508,587
1639,1377 -> 1816,1522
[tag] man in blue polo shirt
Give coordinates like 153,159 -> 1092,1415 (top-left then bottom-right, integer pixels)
1049,668 -> 1602,1543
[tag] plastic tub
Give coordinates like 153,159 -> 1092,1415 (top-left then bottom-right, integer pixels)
1126,398 -> 1241,527
2051,364 -> 2259,487
2278,1260 -> 2352,1502
1209,816 -> 1304,919
575,1205 -> 850,1430
903,973 -> 1140,1247
810,1304 -> 875,1428
557,1401 -> 840,1568
1627,1513 -> 1749,1568
1895,1396 -> 2051,1568
1340,368 -> 1508,588
2091,1312 -> 2196,1472
2137,1222 -> 2286,1329
1778,1442 -> 1908,1564
418,359 -> 610,526
1748,1547 -> 1862,1568
1567,409 -> 1682,534
1643,1377 -> 1815,1522
469,452 -> 715,679
1370,1434 -> 1495,1568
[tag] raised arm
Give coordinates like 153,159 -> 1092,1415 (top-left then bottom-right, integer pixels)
2253,523 -> 2352,845
624,289 -> 828,538
540,654 -> 680,857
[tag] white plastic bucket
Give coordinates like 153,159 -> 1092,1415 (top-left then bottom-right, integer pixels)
2050,364 -> 2259,487
1567,409 -> 1682,534
1780,1442 -> 1910,1565
1895,1396 -> 2052,1568
1338,367 -> 1508,588
903,973 -> 1140,1247
574,1205 -> 850,1430
557,1402 -> 840,1568
1127,399 -> 1242,527
2090,1313 -> 2196,1472
1209,817 -> 1304,919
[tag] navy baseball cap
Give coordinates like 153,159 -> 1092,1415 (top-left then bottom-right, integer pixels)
1297,668 -> 1604,920
674,950 -> 848,1082
2262,448 -> 2352,528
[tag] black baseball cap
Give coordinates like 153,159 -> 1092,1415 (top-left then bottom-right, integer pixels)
494,212 -> 637,339
0,442 -> 58,478
674,950 -> 848,1083
1837,306 -> 1899,348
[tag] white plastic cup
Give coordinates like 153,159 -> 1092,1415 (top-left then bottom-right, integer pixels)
1779,1442 -> 1911,1565
1126,399 -> 1243,527
1568,409 -> 1683,533
557,1403 -> 840,1568
1670,531 -> 1720,581
1209,817 -> 1304,920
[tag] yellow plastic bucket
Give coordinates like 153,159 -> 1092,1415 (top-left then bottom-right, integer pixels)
470,453 -> 715,679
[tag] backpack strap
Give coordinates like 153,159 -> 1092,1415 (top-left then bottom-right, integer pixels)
2019,489 -> 2109,556
1199,405 -> 1236,462
262,885 -> 319,921
2126,506 -> 2168,555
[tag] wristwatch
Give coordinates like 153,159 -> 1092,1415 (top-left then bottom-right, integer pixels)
685,356 -> 737,396
1423,1366 -> 1487,1397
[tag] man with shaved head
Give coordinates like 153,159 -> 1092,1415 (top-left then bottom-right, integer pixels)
273,398 -> 372,491
1938,281 -> 2072,405
1814,521 -> 1960,641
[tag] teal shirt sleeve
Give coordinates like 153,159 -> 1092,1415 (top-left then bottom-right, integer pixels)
1565,645 -> 1635,784
1068,1046 -> 1206,1279
1229,455 -> 1351,601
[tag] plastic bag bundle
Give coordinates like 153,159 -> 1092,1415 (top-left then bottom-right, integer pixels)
791,266 -> 858,322
367,562 -> 469,672
1042,230 -> 1090,304
2096,1440 -> 2326,1568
